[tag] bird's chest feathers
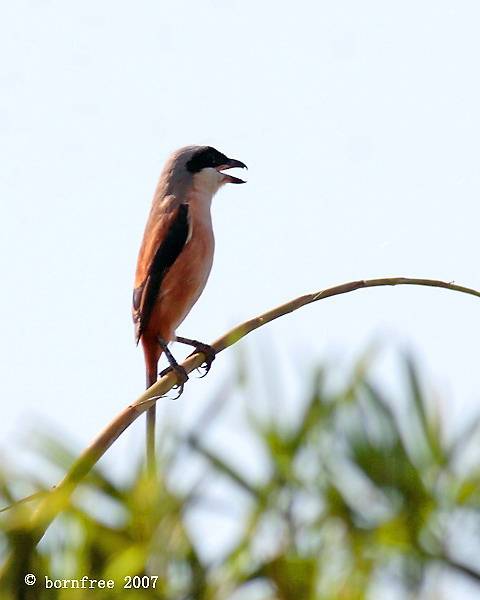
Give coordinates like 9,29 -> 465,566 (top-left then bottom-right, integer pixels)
185,187 -> 214,243
180,191 -> 215,281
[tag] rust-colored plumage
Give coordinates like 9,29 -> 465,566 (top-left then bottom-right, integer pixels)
134,195 -> 214,387
133,145 -> 247,470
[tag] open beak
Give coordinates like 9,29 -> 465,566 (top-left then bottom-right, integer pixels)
217,157 -> 248,184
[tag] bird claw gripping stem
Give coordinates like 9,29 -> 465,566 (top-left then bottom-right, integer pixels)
186,343 -> 216,378
173,337 -> 216,379
158,364 -> 189,399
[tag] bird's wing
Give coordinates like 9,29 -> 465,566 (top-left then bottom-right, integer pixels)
133,196 -> 190,343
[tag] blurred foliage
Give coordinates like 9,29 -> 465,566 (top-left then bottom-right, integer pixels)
1,355 -> 480,599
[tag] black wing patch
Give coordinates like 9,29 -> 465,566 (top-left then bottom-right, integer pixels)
133,203 -> 190,342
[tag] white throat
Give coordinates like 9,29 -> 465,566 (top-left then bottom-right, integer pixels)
192,167 -> 224,197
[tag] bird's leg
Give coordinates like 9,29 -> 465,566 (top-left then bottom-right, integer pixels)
158,337 -> 189,396
175,336 -> 216,378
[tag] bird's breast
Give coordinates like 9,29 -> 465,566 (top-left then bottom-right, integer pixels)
154,197 -> 215,338
182,192 -> 215,282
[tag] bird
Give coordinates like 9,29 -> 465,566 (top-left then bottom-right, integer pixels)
133,145 -> 247,470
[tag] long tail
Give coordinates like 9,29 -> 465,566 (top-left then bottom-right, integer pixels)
144,343 -> 162,476
146,378 -> 157,476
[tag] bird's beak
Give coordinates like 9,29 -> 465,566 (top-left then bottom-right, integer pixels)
217,158 -> 248,184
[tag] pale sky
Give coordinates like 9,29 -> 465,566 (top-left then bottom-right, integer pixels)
1,2 -> 480,593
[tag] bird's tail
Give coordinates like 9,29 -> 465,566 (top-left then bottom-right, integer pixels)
144,342 -> 162,476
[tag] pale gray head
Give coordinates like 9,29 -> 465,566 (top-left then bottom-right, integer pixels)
162,145 -> 247,198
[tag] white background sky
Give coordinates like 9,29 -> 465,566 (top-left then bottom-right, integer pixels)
1,1 -> 480,594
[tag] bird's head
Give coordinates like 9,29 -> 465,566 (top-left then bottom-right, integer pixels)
162,145 -> 246,198
186,145 -> 247,183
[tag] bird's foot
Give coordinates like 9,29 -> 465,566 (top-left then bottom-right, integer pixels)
158,364 -> 189,398
157,337 -> 189,398
186,342 -> 216,378
171,336 -> 216,379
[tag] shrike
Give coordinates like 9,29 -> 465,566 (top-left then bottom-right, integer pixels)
133,145 -> 247,468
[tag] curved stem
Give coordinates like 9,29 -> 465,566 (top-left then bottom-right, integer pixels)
2,276 -> 480,561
